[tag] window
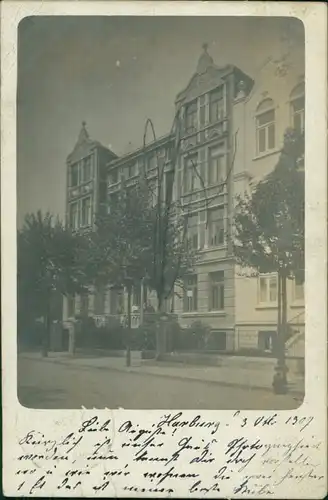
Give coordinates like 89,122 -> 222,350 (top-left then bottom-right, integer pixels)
82,156 -> 92,183
148,179 -> 157,207
256,99 -> 275,154
259,275 -> 277,303
209,271 -> 224,311
128,162 -> 137,178
294,274 -> 304,301
165,170 -> 174,203
184,275 -> 198,312
185,100 -> 197,133
209,87 -> 224,123
199,210 -> 206,249
200,100 -> 206,127
110,289 -> 124,315
81,197 -> 92,226
184,154 -> 198,193
208,207 -> 224,246
186,212 -> 206,250
290,83 -> 305,133
94,286 -> 105,315
108,193 -> 119,214
187,214 -> 199,250
69,202 -> 78,230
109,169 -> 118,185
80,294 -> 89,316
147,153 -> 157,171
71,164 -> 79,187
133,286 -> 141,308
208,146 -> 225,185
67,295 -> 75,317
258,331 -> 277,352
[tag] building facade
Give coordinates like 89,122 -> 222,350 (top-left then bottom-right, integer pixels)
63,44 -> 305,355
232,47 -> 305,355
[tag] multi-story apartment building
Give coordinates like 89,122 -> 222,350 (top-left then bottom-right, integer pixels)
63,121 -> 117,320
232,46 -> 305,355
63,44 -> 305,355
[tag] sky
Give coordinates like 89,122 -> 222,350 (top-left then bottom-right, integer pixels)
17,16 -> 304,224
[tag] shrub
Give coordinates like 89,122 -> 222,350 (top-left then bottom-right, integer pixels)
171,320 -> 211,351
75,315 -> 125,350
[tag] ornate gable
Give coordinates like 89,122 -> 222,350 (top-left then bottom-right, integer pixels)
67,121 -> 105,164
176,44 -> 253,105
177,67 -> 225,104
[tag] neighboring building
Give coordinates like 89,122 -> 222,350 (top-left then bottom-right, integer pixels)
63,44 -> 305,355
232,46 -> 305,354
63,121 -> 116,321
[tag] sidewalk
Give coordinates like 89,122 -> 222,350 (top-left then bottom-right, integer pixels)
19,351 -> 305,397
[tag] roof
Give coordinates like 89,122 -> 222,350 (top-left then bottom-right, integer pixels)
196,43 -> 214,74
107,132 -> 174,169
67,121 -> 116,164
176,44 -> 253,104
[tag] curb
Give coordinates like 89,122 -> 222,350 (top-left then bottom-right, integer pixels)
19,354 -> 305,400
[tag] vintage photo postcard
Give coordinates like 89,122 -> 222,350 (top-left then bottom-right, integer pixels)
1,1 -> 327,498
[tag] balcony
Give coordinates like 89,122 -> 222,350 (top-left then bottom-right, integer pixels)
69,181 -> 93,200
181,118 -> 229,153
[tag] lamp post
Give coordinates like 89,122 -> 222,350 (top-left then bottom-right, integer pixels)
140,277 -> 145,326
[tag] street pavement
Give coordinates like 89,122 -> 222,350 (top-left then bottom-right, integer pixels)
18,355 -> 303,410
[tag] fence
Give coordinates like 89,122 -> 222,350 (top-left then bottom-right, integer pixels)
64,313 -> 305,359
93,313 -> 141,329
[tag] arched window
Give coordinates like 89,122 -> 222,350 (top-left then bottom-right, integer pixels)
290,82 -> 305,133
255,98 -> 275,155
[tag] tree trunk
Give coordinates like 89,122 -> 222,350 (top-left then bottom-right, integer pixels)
41,301 -> 51,357
126,284 -> 132,367
155,293 -> 167,360
68,320 -> 76,356
280,272 -> 288,382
